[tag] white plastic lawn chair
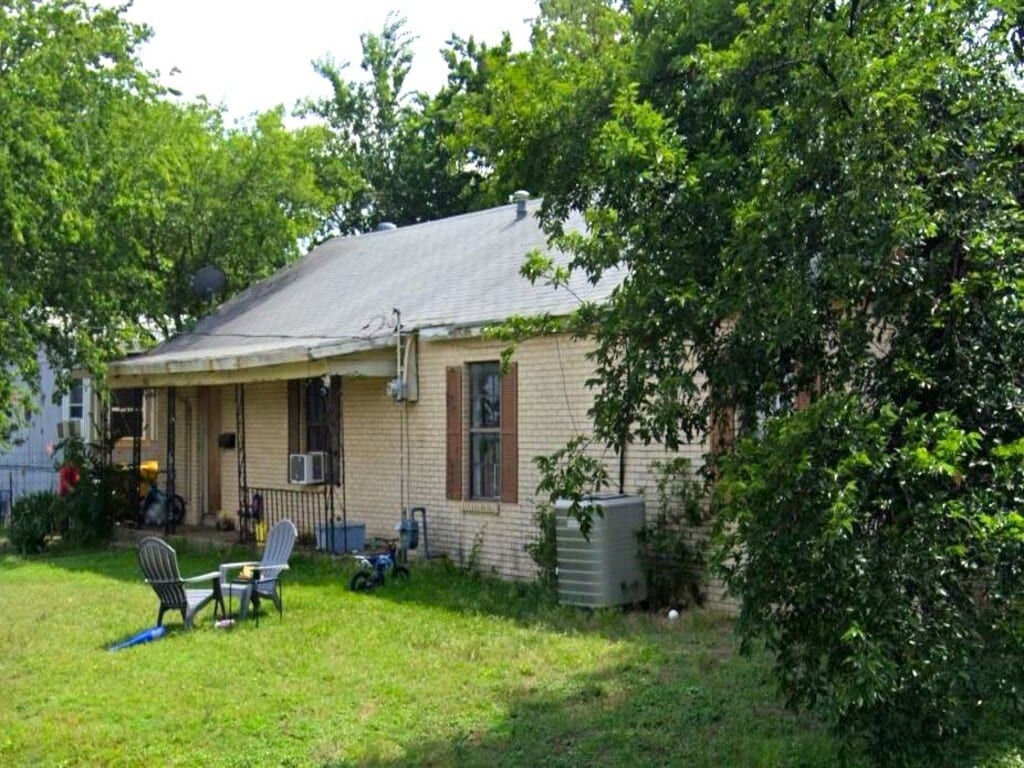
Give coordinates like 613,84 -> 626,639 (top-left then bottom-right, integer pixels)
219,519 -> 297,621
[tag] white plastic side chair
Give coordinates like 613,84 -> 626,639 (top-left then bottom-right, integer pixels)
219,519 -> 297,621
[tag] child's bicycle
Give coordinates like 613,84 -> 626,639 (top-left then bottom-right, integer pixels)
348,539 -> 410,592
140,482 -> 186,527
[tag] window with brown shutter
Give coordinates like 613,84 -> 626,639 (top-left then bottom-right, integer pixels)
469,362 -> 501,499
287,377 -> 341,483
287,380 -> 301,456
447,362 -> 519,503
328,375 -> 342,485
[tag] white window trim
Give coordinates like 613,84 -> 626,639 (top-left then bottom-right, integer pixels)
61,379 -> 90,439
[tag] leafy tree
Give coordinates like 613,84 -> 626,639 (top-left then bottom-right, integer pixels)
391,33 -> 519,219
474,0 -> 1024,760
446,0 -> 636,209
107,101 -> 338,336
0,1 -> 343,443
303,14 -> 420,234
0,0 -> 157,439
303,15 -> 516,234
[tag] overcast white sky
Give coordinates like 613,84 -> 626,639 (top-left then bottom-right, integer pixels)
113,1 -> 539,122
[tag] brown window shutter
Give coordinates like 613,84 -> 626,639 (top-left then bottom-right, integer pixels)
709,404 -> 735,455
329,375 -> 342,485
288,380 -> 301,455
794,373 -> 821,411
446,366 -> 463,500
500,362 -> 518,504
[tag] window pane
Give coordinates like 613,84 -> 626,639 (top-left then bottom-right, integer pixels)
110,388 -> 143,440
68,380 -> 84,420
470,363 -> 500,428
111,410 -> 142,440
305,378 -> 329,452
470,433 -> 501,499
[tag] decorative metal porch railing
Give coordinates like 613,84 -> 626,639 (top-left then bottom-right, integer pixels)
240,485 -> 336,549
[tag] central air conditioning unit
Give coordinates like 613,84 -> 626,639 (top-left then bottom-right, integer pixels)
289,452 -> 326,484
56,420 -> 82,439
555,494 -> 648,608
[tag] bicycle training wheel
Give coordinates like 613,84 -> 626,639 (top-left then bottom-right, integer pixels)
349,570 -> 375,592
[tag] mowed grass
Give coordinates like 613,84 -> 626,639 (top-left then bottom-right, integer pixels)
0,543 -> 1012,767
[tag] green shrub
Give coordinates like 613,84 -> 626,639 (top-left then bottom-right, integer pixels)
8,492 -> 59,554
637,458 -> 706,610
524,502 -> 558,592
715,394 -> 1024,764
533,436 -> 610,538
51,436 -> 117,548
59,471 -> 114,547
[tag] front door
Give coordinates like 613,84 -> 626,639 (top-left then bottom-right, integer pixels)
199,387 -> 223,518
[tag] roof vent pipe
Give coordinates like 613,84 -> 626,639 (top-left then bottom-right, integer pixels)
512,190 -> 530,219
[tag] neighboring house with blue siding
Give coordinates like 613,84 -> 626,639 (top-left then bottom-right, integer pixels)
0,353 -> 92,519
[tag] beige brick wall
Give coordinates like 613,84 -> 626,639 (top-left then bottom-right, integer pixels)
407,334 -> 732,610
339,376 -> 404,534
128,334 -> 733,610
217,381 -> 333,530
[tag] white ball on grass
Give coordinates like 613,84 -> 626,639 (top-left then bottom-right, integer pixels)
667,609 -> 680,621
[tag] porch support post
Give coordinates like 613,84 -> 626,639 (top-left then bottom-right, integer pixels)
129,390 -> 142,526
337,376 -> 347,552
322,375 -> 346,554
235,383 -> 249,542
164,386 -> 177,536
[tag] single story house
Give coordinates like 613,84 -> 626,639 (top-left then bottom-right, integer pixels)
106,195 -> 711,583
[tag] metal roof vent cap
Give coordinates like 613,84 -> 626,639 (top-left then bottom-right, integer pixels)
376,221 -> 398,232
512,190 -> 530,219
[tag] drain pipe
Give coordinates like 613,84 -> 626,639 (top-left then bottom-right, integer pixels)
393,308 -> 405,516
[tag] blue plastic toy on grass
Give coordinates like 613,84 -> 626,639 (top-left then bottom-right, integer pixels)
108,625 -> 167,652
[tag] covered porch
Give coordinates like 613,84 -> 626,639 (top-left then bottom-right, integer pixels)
106,339 -> 412,553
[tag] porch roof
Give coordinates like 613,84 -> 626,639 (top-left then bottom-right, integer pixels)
108,198 -> 623,388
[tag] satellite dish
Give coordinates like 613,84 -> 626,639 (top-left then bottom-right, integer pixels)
192,265 -> 227,300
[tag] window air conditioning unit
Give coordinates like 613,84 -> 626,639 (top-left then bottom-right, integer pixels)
289,452 -> 326,484
56,420 -> 81,439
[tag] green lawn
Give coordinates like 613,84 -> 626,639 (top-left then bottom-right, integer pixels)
0,545 -> 1017,767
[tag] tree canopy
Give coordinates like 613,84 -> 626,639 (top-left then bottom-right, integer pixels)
1,0 -> 154,436
301,14 -> 522,235
0,0 -> 342,439
459,0 -> 1024,759
0,2 -> 532,441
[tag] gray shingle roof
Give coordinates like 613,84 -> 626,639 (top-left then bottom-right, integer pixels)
110,198 -> 622,377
